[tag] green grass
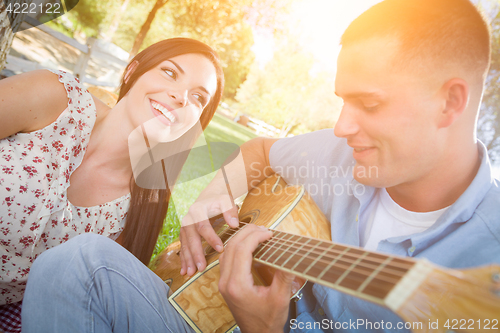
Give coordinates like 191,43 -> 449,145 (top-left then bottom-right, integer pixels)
150,112 -> 257,263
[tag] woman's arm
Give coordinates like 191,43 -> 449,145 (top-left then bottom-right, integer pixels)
179,136 -> 278,276
0,70 -> 69,139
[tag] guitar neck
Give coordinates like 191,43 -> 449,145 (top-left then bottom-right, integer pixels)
251,229 -> 434,310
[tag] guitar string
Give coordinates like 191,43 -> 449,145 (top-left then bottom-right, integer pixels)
218,227 -> 405,291
253,240 -> 402,286
222,221 -> 413,273
219,224 -> 411,285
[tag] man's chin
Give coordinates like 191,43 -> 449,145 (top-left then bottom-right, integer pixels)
352,164 -> 382,187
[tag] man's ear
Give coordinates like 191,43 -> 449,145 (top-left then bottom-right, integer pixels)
124,60 -> 139,84
437,78 -> 469,128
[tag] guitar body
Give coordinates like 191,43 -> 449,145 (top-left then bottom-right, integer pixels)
152,174 -> 500,333
152,174 -> 331,333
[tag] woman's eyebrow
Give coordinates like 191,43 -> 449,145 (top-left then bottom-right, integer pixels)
167,60 -> 185,74
198,87 -> 210,96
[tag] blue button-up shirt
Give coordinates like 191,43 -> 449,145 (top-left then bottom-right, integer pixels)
269,129 -> 500,332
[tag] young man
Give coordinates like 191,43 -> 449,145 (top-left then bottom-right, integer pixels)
22,0 -> 499,332
215,0 -> 500,331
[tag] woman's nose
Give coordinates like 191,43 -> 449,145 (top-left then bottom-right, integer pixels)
170,90 -> 188,107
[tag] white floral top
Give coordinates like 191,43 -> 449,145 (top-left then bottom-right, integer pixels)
0,70 -> 130,304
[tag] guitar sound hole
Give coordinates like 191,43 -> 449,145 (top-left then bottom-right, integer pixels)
240,216 -> 252,226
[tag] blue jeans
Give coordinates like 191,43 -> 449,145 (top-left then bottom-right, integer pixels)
22,233 -> 195,333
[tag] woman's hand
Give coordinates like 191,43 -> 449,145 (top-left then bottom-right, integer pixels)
218,224 -> 294,333
178,137 -> 278,276
179,193 -> 239,276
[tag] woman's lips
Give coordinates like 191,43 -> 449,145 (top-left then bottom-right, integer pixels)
150,99 -> 178,125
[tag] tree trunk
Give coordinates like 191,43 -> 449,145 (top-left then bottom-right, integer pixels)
103,0 -> 131,42
128,0 -> 169,60
0,0 -> 32,72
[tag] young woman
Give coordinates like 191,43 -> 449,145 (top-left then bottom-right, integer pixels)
0,37 -> 224,332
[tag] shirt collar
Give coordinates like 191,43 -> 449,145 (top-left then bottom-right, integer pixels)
399,141 -> 494,246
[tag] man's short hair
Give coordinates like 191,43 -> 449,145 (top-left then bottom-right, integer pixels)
340,0 -> 491,77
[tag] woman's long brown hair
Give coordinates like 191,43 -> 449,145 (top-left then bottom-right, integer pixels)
117,38 -> 224,265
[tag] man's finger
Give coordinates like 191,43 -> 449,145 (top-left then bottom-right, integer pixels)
220,225 -> 272,282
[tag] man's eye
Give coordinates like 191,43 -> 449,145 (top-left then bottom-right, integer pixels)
161,67 -> 177,79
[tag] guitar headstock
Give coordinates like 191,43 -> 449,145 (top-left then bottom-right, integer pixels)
395,263 -> 500,332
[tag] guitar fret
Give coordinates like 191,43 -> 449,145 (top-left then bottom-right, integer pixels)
303,243 -> 335,276
357,257 -> 393,293
270,233 -> 296,265
290,240 -> 322,271
335,252 -> 369,286
317,246 -> 350,280
279,237 -> 312,270
262,232 -> 294,262
254,231 -> 288,259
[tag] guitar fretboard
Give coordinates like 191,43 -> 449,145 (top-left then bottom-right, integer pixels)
252,230 -> 415,304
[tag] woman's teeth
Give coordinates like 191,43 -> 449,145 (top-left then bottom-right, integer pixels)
152,101 -> 176,123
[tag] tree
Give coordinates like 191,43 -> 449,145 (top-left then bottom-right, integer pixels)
168,0 -> 257,99
235,40 -> 342,136
0,0 -> 33,71
124,0 -> 290,98
128,0 -> 168,58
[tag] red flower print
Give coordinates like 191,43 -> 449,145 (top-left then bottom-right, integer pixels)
33,156 -> 43,163
52,140 -> 64,153
19,235 -> 34,249
26,140 -> 34,151
3,196 -> 14,207
2,166 -> 13,175
19,185 -> 28,193
72,144 -> 82,157
23,204 -> 36,215
23,165 -> 38,178
85,223 -> 92,232
33,189 -> 44,198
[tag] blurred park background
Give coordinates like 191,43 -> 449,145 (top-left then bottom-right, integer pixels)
1,0 -> 500,261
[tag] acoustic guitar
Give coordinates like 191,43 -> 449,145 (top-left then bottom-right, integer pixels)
152,174 -> 500,333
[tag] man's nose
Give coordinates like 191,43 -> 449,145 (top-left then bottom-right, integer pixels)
334,105 -> 360,138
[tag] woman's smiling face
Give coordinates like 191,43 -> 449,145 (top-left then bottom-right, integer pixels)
123,53 -> 218,141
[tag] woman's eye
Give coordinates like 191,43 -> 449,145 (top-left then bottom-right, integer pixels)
364,105 -> 379,112
161,67 -> 177,79
193,93 -> 207,107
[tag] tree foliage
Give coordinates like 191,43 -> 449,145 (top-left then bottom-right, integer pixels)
478,5 -> 500,162
62,0 -> 289,101
167,0 -> 256,99
235,39 -> 342,136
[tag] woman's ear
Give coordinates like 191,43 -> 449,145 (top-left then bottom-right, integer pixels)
437,78 -> 469,128
124,61 -> 139,84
